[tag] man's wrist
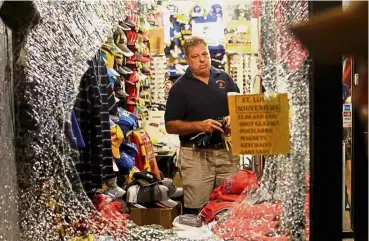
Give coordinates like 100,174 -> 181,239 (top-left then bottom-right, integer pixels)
192,121 -> 203,132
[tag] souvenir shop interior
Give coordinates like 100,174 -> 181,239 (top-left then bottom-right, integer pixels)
0,0 -> 366,241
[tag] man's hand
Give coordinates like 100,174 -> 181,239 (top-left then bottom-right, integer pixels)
199,119 -> 224,133
224,116 -> 231,129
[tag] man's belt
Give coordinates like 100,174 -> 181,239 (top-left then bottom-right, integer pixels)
180,142 -> 226,150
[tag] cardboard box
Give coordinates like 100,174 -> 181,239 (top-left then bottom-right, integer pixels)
130,206 -> 180,229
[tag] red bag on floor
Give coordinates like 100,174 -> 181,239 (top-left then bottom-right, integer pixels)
199,200 -> 234,224
210,186 -> 247,202
217,194 -> 246,202
219,169 -> 259,195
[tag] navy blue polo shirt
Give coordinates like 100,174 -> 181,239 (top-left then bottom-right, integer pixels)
165,66 -> 239,144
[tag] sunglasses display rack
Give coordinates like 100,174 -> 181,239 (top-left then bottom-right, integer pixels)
150,55 -> 167,105
244,54 -> 259,94
228,53 -> 259,94
228,54 -> 245,94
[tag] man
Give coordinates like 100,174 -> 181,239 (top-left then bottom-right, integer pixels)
165,36 -> 239,213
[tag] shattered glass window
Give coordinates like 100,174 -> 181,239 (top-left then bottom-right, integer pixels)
0,0 -> 310,240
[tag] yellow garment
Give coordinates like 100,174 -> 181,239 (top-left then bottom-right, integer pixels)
127,166 -> 140,184
101,48 -> 114,68
111,123 -> 124,158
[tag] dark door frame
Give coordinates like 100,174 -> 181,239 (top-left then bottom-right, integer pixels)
351,57 -> 368,241
309,1 -> 343,240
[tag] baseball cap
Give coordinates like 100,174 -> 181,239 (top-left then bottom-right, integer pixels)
141,66 -> 151,75
171,187 -> 184,198
114,77 -> 129,99
115,151 -> 135,174
161,179 -> 177,197
114,27 -> 125,42
135,52 -> 150,63
110,115 -> 119,123
114,88 -> 128,99
126,83 -> 137,97
100,51 -> 108,65
105,36 -> 125,53
127,14 -> 139,26
290,1 -> 368,61
127,96 -> 139,105
118,107 -> 137,128
118,66 -> 133,75
127,71 -> 139,84
156,185 -> 178,208
117,116 -> 134,134
122,66 -> 133,74
114,53 -> 124,65
126,54 -> 136,65
120,142 -> 138,157
127,31 -> 138,46
117,42 -> 134,57
107,68 -> 120,78
110,121 -> 124,159
125,105 -> 136,114
127,179 -> 178,207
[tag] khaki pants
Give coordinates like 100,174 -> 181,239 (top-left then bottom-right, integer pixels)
178,146 -> 239,208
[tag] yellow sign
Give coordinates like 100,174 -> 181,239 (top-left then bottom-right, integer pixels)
228,93 -> 290,155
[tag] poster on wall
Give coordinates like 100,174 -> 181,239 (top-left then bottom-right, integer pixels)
228,93 -> 290,155
191,21 -> 225,45
225,20 -> 257,54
